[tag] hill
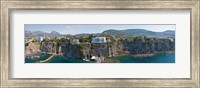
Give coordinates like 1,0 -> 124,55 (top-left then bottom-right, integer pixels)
102,29 -> 175,37
25,29 -> 175,38
25,30 -> 63,38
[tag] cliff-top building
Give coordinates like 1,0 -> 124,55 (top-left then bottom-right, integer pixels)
91,37 -> 107,44
37,37 -> 43,42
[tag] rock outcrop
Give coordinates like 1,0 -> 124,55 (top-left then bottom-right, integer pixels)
121,37 -> 175,54
61,44 -> 85,59
25,42 -> 40,54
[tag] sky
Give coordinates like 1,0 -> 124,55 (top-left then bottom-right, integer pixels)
25,24 -> 175,35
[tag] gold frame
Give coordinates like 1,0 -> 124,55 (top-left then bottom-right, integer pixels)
1,0 -> 199,87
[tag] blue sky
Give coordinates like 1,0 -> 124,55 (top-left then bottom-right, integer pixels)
25,24 -> 175,35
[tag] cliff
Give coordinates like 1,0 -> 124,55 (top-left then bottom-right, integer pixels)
41,42 -> 86,59
61,44 -> 85,59
25,41 -> 40,54
39,36 -> 175,60
120,37 -> 175,54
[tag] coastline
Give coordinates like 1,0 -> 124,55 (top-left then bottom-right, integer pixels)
25,51 -> 175,63
131,51 -> 175,58
103,51 -> 175,63
131,53 -> 154,58
110,50 -> 175,58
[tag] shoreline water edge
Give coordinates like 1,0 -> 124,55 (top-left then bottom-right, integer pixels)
25,51 -> 175,63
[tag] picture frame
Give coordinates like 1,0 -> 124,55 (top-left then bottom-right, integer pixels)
0,0 -> 199,87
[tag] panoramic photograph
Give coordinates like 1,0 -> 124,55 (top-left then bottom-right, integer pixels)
25,24 -> 175,63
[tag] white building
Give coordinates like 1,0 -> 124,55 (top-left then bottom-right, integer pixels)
37,37 -> 43,42
91,37 -> 107,44
168,38 -> 174,42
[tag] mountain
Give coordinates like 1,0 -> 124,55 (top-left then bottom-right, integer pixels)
49,31 -> 62,37
101,29 -> 130,37
25,30 -> 62,38
102,29 -> 175,37
75,33 -> 100,37
157,30 -> 175,37
121,29 -> 157,36
25,29 -> 175,38
25,30 -> 36,37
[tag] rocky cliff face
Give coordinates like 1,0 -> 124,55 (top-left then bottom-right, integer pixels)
40,37 -> 175,59
61,44 -> 85,59
25,42 -> 41,54
121,37 -> 175,54
40,41 -> 84,59
41,42 -> 57,54
90,44 -> 109,57
108,42 -> 124,57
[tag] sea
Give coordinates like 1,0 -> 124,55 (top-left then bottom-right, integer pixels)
111,52 -> 175,63
25,52 -> 175,63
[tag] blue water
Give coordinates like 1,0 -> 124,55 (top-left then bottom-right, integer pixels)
25,54 -> 51,63
25,52 -> 175,63
112,52 -> 175,63
48,55 -> 94,63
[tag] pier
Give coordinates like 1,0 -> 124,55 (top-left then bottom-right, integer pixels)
39,54 -> 56,63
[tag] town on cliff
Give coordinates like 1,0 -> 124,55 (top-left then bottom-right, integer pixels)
25,29 -> 175,63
